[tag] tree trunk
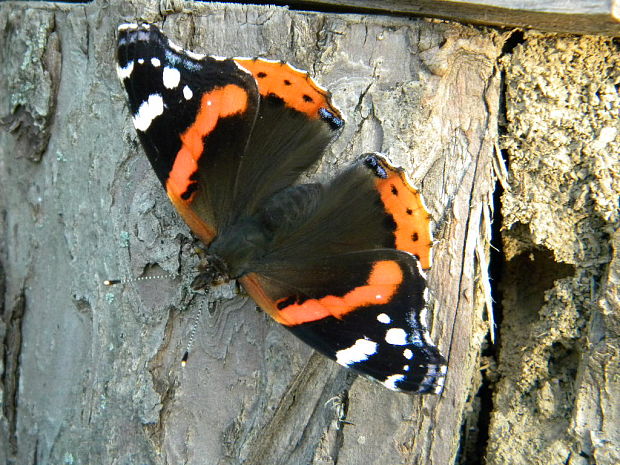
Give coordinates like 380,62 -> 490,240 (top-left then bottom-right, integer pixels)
0,2 -> 616,465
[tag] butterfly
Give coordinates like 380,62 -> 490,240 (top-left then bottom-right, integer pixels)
116,23 -> 447,394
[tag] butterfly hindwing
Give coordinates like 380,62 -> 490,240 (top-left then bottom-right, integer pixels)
239,154 -> 445,393
240,250 -> 445,394
249,153 -> 433,264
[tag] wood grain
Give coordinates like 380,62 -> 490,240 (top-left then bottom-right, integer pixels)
275,0 -> 620,36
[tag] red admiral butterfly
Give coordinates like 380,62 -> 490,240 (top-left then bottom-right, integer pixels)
116,23 -> 447,394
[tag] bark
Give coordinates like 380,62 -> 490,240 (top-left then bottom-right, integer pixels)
490,33 -> 620,465
0,2 -> 616,465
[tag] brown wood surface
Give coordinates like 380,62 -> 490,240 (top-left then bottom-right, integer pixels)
274,0 -> 620,36
1,1 -> 618,465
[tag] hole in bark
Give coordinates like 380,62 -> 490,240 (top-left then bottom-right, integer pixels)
547,342 -> 579,404
504,246 -> 575,317
501,30 -> 526,55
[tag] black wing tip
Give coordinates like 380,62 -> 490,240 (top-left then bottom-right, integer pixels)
318,107 -> 345,130
117,22 -> 167,66
388,361 -> 448,394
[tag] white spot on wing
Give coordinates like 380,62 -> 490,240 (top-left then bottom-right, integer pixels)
383,374 -> 405,391
404,365 -> 410,371
420,307 -> 428,326
377,313 -> 391,324
137,58 -> 144,64
116,61 -> 134,80
151,57 -> 161,67
133,94 -> 164,131
183,85 -> 193,100
186,50 -> 206,60
385,328 -> 408,346
336,339 -> 377,366
162,67 -> 181,89
404,349 -> 413,359
118,23 -> 139,32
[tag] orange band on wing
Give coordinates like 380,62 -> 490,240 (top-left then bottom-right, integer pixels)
166,84 -> 249,202
234,58 -> 341,121
166,192 -> 217,244
271,260 -> 403,326
375,171 -> 433,269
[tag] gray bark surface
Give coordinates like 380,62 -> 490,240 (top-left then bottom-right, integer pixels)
0,2 -> 616,465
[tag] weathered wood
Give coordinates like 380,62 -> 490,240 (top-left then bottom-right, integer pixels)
0,1 -> 500,464
5,2 -> 617,465
278,0 -> 620,36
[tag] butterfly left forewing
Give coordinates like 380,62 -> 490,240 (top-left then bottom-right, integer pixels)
117,23 -> 260,244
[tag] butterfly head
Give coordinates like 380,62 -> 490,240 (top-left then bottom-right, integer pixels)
191,254 -> 230,290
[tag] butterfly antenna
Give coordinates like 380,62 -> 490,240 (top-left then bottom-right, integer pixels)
181,301 -> 205,367
103,274 -> 178,286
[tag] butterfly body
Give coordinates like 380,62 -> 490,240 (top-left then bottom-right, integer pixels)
117,23 -> 447,394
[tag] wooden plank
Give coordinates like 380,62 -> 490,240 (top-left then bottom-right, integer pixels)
275,0 -> 620,36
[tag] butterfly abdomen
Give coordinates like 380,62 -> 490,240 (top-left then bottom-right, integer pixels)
208,184 -> 323,277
